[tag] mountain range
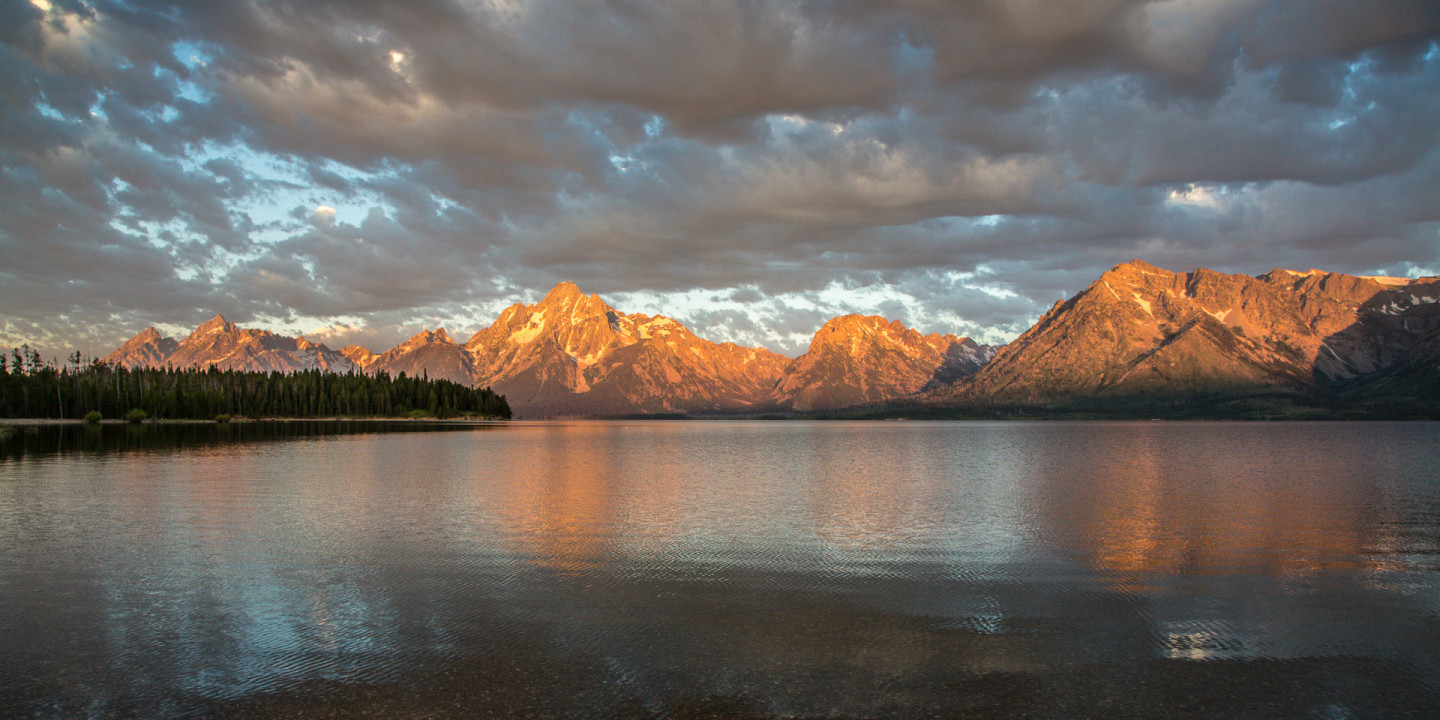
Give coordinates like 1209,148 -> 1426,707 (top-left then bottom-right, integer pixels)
102,262 -> 1440,418
105,316 -> 354,375
104,281 -> 999,417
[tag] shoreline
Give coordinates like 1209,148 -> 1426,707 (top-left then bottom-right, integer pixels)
0,416 -> 509,427
4,415 -> 1435,426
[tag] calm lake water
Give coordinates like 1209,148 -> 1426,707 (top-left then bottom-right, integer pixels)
1,421 -> 1438,719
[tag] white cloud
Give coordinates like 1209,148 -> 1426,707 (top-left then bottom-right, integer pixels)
1166,184 -> 1223,209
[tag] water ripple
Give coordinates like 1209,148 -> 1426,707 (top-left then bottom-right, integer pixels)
1,420 -> 1438,717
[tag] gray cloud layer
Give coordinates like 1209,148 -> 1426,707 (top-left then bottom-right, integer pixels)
3,0 -> 1438,357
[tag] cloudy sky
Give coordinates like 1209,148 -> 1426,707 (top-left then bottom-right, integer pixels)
3,0 -> 1439,359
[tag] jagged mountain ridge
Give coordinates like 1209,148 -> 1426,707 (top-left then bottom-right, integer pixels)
100,266 -> 1440,417
933,260 -> 1440,406
102,285 -> 991,417
104,314 -> 355,374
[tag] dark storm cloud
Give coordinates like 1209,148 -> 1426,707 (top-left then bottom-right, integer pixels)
2,0 -> 1438,358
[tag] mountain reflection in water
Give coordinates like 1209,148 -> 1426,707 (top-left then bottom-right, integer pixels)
1,420 -> 1437,718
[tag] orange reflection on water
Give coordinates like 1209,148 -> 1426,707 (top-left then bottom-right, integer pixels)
1046,426 -> 1387,580
483,423 -> 629,575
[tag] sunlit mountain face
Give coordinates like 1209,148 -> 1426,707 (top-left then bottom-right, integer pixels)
102,263 -> 1439,417
3,1 -> 1437,364
104,282 -> 997,417
926,261 -> 1440,413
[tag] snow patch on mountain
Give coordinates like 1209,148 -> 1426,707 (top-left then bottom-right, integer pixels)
1131,292 -> 1153,315
509,310 -> 547,343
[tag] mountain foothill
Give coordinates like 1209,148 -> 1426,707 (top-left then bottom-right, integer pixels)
104,262 -> 1440,418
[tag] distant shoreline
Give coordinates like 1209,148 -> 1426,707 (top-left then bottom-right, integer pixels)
4,414 -> 1434,426
0,416 -> 509,427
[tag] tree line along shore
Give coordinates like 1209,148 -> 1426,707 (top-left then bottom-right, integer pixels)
0,346 -> 511,422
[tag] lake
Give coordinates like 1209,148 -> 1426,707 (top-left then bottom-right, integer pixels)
1,420 -> 1437,718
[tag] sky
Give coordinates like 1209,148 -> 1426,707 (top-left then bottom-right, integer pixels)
3,0 -> 1439,360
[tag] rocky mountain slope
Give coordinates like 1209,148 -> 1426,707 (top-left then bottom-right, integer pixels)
361,328 -> 478,386
933,260 -> 1440,407
338,344 -> 379,371
461,282 -> 790,416
104,314 -> 355,374
104,327 -> 178,368
102,284 -> 993,417
771,315 -> 997,411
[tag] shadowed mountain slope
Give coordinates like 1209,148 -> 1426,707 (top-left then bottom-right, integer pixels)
1342,326 -> 1440,412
